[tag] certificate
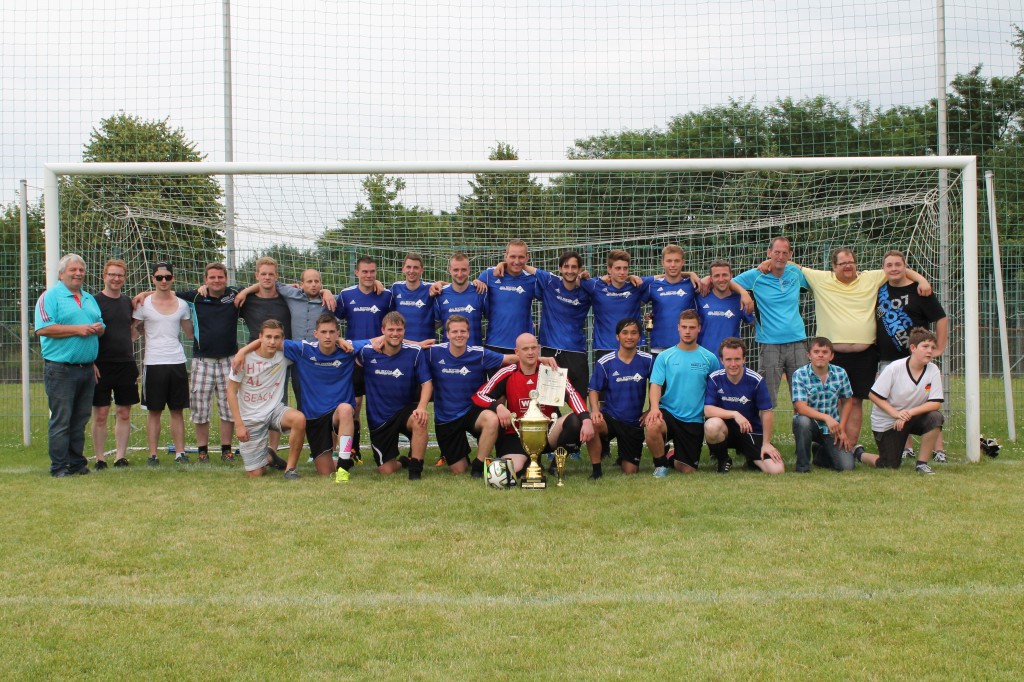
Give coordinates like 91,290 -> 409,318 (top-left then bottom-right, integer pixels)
537,364 -> 568,407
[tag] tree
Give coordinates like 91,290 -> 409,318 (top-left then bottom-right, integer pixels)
454,143 -> 560,250
318,174 -> 450,282
61,113 -> 224,291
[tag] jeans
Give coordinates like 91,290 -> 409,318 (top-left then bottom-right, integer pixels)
44,361 -> 95,475
792,414 -> 854,472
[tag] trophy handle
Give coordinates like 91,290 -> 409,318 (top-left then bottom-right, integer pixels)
508,412 -> 521,437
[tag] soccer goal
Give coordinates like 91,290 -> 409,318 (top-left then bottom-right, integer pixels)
42,157 -> 981,460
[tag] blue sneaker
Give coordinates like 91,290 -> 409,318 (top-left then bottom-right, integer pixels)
653,466 -> 669,478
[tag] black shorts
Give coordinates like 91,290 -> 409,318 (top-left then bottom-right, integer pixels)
873,411 -> 944,468
142,363 -> 189,411
495,429 -> 525,457
663,412 -> 704,469
542,347 -> 590,397
306,410 -> 340,459
603,414 -> 645,465
93,361 -> 140,407
353,364 -> 366,398
369,403 -> 416,466
720,419 -> 764,463
832,347 -> 879,399
435,405 -> 488,465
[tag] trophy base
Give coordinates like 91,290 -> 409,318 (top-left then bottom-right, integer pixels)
521,476 -> 547,490
521,461 -> 547,490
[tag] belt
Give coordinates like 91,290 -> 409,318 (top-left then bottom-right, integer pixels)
45,360 -> 92,368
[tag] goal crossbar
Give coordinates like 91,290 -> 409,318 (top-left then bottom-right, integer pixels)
42,156 -> 980,461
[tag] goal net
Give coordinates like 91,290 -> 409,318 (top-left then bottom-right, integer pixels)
44,158 -> 980,458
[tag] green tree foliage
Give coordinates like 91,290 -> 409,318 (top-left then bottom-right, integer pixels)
454,143 -> 561,249
62,113 -> 224,290
317,174 -> 451,282
0,199 -> 46,330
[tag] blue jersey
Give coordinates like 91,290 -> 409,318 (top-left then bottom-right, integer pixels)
535,268 -> 591,352
283,339 -> 367,418
646,277 -> 698,350
696,292 -> 754,357
733,264 -> 809,344
434,284 -> 487,346
650,345 -> 721,422
704,367 -> 773,434
390,281 -> 435,342
581,276 -> 652,350
589,351 -> 653,426
477,268 -> 537,348
336,286 -> 393,340
427,343 -> 505,423
357,343 -> 432,430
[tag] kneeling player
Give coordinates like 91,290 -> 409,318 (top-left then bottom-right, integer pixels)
703,337 -> 783,475
227,320 -> 306,478
473,332 -> 598,478
588,318 -> 653,478
869,327 -> 944,474
358,312 -> 432,480
428,315 -> 527,477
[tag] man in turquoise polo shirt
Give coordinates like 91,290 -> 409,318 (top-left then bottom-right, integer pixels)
35,253 -> 105,477
733,236 -> 810,405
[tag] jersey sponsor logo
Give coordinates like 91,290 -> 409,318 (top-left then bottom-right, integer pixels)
602,288 -> 631,298
350,305 -> 382,314
373,368 -> 404,378
656,289 -> 688,298
399,299 -> 426,308
720,394 -> 751,404
440,366 -> 472,376
447,304 -> 477,314
498,285 -> 526,294
555,295 -> 582,306
705,309 -> 735,318
614,373 -> 645,383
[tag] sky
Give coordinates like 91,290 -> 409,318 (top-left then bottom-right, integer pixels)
1,0 -> 1020,247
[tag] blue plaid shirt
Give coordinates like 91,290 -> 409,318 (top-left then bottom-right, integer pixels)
790,363 -> 852,434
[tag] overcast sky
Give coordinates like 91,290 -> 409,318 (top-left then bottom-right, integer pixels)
1,0 -> 1020,244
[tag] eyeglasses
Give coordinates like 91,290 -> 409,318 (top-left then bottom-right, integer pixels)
153,274 -> 173,282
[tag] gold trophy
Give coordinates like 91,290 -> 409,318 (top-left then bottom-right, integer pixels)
553,447 -> 568,487
509,390 -> 555,490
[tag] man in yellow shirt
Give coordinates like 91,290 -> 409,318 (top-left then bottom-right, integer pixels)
799,248 -> 931,452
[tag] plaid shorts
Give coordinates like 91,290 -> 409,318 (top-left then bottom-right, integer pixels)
190,357 -> 234,424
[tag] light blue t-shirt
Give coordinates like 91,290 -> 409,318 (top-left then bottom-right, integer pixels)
650,344 -> 720,423
733,264 -> 809,344
35,281 -> 104,363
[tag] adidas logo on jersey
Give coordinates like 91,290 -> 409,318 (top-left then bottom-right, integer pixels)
437,359 -> 445,365
612,371 -> 620,376
526,379 -> 534,385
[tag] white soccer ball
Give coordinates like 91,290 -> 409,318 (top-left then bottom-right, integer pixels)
486,458 -> 516,489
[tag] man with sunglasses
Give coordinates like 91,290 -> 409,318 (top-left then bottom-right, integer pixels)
132,262 -> 193,466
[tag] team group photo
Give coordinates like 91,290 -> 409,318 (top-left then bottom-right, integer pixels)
4,0 -> 1023,679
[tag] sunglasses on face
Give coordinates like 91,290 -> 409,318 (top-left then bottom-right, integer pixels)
153,274 -> 173,282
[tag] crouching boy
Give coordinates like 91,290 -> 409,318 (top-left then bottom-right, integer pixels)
869,327 -> 944,474
227,320 -> 306,478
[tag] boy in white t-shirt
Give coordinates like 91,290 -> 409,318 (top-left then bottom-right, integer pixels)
869,327 -> 944,474
227,319 -> 306,478
132,262 -> 193,465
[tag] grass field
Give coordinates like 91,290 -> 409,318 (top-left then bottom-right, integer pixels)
2,405 -> 1022,679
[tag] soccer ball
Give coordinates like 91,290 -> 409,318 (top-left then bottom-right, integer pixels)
486,458 -> 517,489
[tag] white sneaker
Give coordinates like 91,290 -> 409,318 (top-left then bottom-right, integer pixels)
901,448 -> 914,460
932,450 -> 947,463
653,466 -> 669,478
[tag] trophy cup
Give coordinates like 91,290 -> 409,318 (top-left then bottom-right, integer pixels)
553,447 -> 568,487
509,390 -> 555,490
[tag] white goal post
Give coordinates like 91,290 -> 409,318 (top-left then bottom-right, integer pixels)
42,156 -> 981,461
